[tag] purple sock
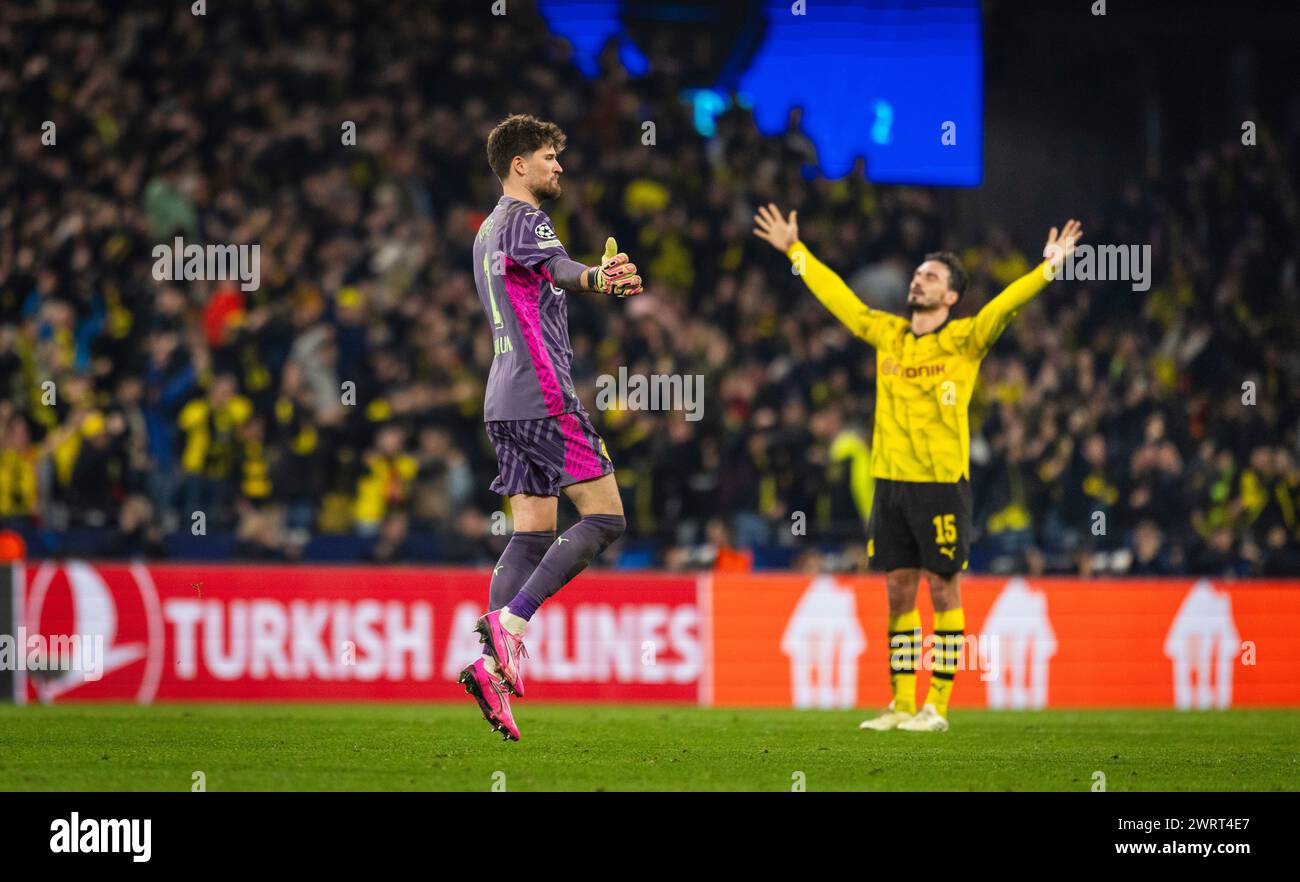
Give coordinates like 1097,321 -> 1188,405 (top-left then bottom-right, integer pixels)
482,530 -> 553,657
505,514 -> 625,621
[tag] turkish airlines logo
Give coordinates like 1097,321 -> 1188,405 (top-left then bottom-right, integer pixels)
162,598 -> 434,681
442,601 -> 700,684
24,561 -> 164,703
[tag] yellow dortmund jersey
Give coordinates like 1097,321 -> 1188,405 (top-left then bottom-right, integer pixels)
178,395 -> 253,476
353,453 -> 419,526
788,241 -> 1053,483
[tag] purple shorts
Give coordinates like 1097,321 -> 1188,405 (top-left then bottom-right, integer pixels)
486,408 -> 614,497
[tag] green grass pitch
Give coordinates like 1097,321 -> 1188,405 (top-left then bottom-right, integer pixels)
1,704 -> 1296,791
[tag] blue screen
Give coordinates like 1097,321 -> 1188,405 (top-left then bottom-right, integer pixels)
539,0 -> 983,186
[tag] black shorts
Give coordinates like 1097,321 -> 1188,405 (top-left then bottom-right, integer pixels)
867,478 -> 972,575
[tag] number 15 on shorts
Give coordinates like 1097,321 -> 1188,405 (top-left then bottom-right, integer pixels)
932,513 -> 957,544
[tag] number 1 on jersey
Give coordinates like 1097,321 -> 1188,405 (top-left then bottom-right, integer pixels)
482,250 -> 504,328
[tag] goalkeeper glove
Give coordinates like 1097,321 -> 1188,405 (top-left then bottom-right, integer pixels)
592,237 -> 643,297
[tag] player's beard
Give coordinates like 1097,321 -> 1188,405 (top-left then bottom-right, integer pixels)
533,176 -> 562,201
907,293 -> 937,314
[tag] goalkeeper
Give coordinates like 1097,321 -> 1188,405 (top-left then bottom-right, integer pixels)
754,203 -> 1081,732
460,114 -> 643,742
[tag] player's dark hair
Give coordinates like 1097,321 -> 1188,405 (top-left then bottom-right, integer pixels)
486,114 -> 567,180
923,251 -> 968,300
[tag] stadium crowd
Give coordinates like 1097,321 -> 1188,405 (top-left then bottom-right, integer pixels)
1,1 -> 1297,576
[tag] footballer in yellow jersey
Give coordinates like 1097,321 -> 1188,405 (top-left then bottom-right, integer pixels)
754,203 -> 1082,732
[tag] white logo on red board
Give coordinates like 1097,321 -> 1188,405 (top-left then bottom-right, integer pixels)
981,577 -> 1056,709
780,576 -> 865,709
1164,579 -> 1239,709
442,601 -> 701,684
162,597 -> 434,682
25,561 -> 164,704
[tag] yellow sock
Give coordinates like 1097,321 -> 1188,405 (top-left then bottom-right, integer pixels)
888,609 -> 921,715
924,608 -> 965,718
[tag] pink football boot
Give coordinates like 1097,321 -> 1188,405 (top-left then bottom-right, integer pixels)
475,609 -> 529,697
457,657 -> 520,742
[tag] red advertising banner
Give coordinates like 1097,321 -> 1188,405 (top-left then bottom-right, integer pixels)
708,574 -> 1300,709
17,562 -> 700,704
13,562 -> 1300,708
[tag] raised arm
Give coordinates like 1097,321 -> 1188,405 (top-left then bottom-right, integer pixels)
752,203 -> 901,348
969,218 -> 1083,357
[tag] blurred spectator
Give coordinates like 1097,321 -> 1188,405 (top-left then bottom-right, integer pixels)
97,494 -> 166,560
0,411 -> 39,525
177,373 -> 251,526
1128,520 -> 1173,576
352,423 -> 417,537
708,518 -> 753,573
366,510 -> 413,564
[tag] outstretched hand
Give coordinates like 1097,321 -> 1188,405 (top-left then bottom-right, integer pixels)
753,203 -> 799,252
1042,218 -> 1084,277
594,236 -> 643,297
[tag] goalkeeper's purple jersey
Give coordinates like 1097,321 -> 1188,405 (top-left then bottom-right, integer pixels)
473,196 -> 581,422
